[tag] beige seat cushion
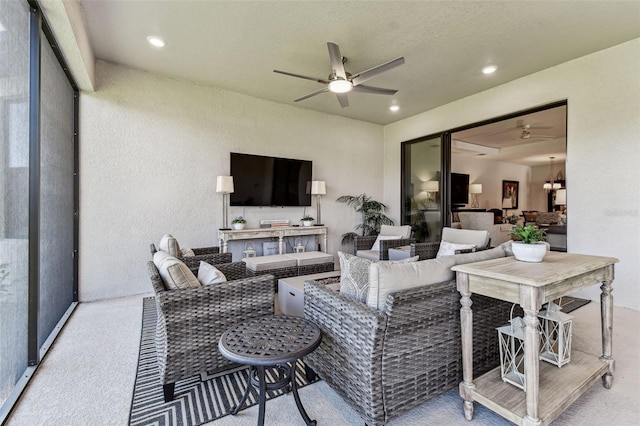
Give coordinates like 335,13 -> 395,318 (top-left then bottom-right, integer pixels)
380,224 -> 412,238
158,234 -> 181,257
243,254 -> 297,272
441,227 -> 489,248
153,251 -> 200,290
284,251 -> 334,266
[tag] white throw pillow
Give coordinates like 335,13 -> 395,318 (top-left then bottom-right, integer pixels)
153,251 -> 200,290
159,234 -> 181,257
197,261 -> 227,285
436,241 -> 476,258
371,235 -> 402,251
181,248 -> 195,257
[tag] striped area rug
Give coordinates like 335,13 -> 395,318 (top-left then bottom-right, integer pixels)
129,297 -> 316,426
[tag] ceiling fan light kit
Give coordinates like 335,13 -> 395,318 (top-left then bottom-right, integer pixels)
274,42 -> 404,108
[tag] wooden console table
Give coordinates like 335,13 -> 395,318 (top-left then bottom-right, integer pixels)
218,226 -> 328,255
452,252 -> 618,426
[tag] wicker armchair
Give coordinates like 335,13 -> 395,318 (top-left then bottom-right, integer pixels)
410,227 -> 491,260
304,264 -> 513,425
354,224 -> 415,260
150,243 -> 231,271
148,260 -> 274,402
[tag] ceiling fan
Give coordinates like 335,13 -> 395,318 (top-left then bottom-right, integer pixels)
273,42 -> 405,108
520,124 -> 555,140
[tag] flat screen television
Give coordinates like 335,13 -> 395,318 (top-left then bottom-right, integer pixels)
451,173 -> 470,206
230,153 -> 312,207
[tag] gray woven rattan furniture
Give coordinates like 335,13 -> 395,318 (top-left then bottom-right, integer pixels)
150,243 -> 232,271
410,227 -> 491,260
303,249 -> 514,426
147,260 -> 275,402
353,236 -> 416,260
218,315 -> 321,426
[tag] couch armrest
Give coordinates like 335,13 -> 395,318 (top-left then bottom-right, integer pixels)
304,280 -> 388,425
353,235 -> 377,254
182,252 -> 233,272
191,246 -> 220,255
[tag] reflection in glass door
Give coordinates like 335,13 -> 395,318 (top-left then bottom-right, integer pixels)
401,136 -> 442,242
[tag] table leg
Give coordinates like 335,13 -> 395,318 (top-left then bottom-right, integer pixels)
278,236 -> 284,255
323,233 -> 327,253
522,308 -> 542,426
231,366 -> 253,415
220,238 -> 228,253
600,275 -> 615,389
257,366 -> 267,426
290,361 -> 317,425
457,272 -> 475,420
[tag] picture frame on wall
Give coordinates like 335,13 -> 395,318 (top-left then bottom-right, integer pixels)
502,180 -> 519,210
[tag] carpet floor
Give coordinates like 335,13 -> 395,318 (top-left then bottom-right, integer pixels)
129,298 -> 316,426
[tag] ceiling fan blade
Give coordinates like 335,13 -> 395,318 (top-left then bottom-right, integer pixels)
294,88 -> 329,102
352,85 -> 398,96
336,93 -> 349,108
327,42 -> 347,79
273,69 -> 329,84
351,57 -> 405,86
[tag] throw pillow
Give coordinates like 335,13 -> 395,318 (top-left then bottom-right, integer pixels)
338,252 -> 372,303
197,261 -> 227,285
159,234 -> 181,257
181,248 -> 195,257
436,241 -> 476,258
371,235 -> 402,251
153,251 -> 200,290
338,252 -> 420,303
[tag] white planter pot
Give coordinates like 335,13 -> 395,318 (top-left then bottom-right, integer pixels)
232,223 -> 245,230
302,221 -> 313,227
512,241 -> 548,263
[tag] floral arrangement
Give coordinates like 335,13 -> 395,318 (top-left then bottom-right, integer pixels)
231,216 -> 246,224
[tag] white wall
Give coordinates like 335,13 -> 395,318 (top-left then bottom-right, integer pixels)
384,39 -> 640,310
79,61 -> 384,301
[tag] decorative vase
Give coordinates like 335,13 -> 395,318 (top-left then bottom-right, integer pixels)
512,241 -> 548,262
232,223 -> 245,230
302,220 -> 313,227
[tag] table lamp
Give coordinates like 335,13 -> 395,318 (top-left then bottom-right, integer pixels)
311,181 -> 326,226
216,176 -> 234,230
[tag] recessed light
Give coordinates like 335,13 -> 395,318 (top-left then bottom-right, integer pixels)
389,105 -> 400,112
482,65 -> 497,74
146,36 -> 166,48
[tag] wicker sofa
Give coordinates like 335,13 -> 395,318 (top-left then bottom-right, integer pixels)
303,246 -> 513,425
147,259 -> 274,402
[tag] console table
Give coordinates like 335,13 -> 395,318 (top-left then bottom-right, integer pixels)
452,252 -> 618,426
218,226 -> 328,255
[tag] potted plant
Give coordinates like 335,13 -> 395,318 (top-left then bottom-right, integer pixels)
509,224 -> 548,262
231,216 -> 246,230
301,216 -> 315,227
336,194 -> 394,245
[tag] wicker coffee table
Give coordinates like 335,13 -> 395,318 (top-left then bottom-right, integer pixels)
218,315 -> 321,426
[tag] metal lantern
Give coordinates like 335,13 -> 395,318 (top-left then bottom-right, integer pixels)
538,301 -> 573,367
243,244 -> 257,258
497,312 -> 526,390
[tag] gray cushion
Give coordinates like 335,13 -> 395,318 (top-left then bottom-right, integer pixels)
355,249 -> 382,261
153,251 -> 200,290
243,254 -> 297,271
436,241 -> 476,258
441,227 -> 489,247
380,224 -> 412,238
452,246 -> 507,265
284,251 -> 334,266
197,261 -> 227,285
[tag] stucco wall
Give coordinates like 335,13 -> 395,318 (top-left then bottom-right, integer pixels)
384,39 -> 640,310
79,61 -> 383,301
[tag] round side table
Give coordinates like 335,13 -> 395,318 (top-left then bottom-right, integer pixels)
218,315 -> 321,426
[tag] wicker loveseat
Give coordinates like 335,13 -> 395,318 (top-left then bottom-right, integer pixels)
147,259 -> 274,402
303,246 -> 514,425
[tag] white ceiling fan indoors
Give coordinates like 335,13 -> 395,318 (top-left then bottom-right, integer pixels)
274,42 -> 405,108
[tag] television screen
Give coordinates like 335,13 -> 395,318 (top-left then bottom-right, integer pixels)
451,173 -> 470,205
230,153 -> 312,206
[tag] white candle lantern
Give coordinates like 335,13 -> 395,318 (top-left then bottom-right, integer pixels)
538,301 -> 573,367
496,312 -> 526,391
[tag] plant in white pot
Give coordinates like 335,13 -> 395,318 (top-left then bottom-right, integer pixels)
509,224 -> 548,262
231,216 -> 246,230
301,216 -> 314,227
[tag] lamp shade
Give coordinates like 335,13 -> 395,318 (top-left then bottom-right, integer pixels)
216,176 -> 234,193
421,180 -> 439,192
469,183 -> 483,194
311,180 -> 326,195
502,198 -> 513,209
555,189 -> 567,205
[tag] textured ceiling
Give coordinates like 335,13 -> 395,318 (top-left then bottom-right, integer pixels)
76,0 -> 640,126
